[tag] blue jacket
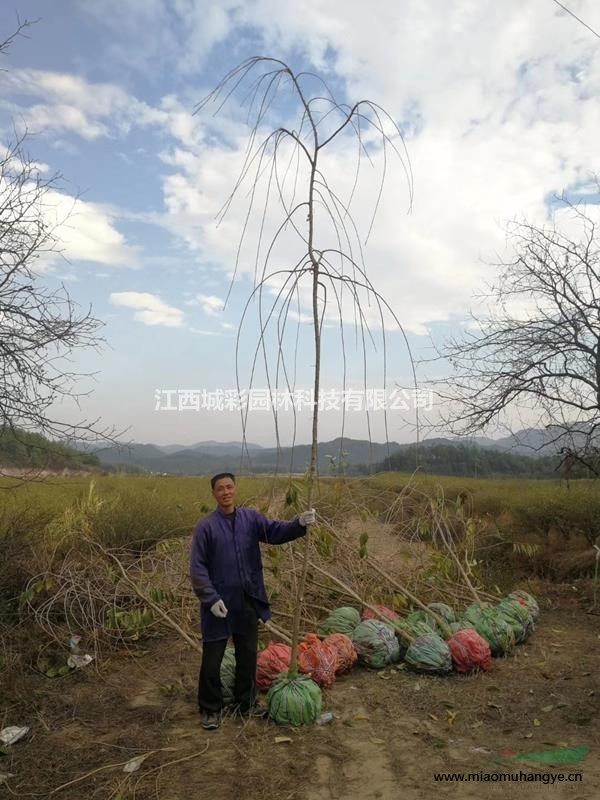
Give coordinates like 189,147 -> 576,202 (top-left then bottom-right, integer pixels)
189,506 -> 306,642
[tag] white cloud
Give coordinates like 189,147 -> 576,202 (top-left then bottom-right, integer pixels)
1,69 -> 166,140
189,327 -> 228,336
193,294 -> 225,316
43,191 -> 140,268
153,0 -> 600,335
6,2 -> 600,340
79,0 -> 242,76
110,292 -> 184,327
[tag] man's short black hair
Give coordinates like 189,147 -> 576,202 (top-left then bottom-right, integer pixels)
211,472 -> 236,490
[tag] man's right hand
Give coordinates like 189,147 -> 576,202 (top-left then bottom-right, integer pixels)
210,599 -> 228,618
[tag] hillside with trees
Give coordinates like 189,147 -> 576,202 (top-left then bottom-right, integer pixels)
0,429 -> 101,472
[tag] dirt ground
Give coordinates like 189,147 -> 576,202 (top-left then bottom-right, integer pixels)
1,583 -> 599,800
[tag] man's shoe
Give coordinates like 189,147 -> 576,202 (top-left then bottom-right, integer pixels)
201,711 -> 220,730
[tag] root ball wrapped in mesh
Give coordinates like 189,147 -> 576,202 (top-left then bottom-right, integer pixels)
298,633 -> 338,687
427,602 -> 457,624
404,632 -> 453,674
360,605 -> 399,623
323,633 -> 358,674
406,609 -> 442,634
447,628 -> 492,673
318,606 -> 361,637
397,616 -> 436,640
462,604 -> 515,657
507,590 -> 540,621
352,619 -> 400,669
256,642 -> 292,691
496,599 -> 535,643
267,674 -> 322,726
220,648 -> 236,705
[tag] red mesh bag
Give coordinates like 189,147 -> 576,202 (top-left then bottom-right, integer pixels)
361,605 -> 399,623
447,628 -> 492,674
256,642 -> 292,690
323,633 -> 358,675
298,633 -> 338,687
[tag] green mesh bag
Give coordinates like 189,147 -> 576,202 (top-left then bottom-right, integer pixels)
352,619 -> 400,669
404,632 -> 453,674
318,606 -> 361,637
399,615 -> 436,640
267,674 -> 322,726
427,602 -> 457,624
406,610 -> 441,634
220,648 -> 236,705
463,604 -> 516,656
496,599 -> 535,644
508,590 -> 540,621
390,619 -> 411,660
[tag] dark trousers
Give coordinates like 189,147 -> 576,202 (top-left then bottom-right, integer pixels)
198,594 -> 259,713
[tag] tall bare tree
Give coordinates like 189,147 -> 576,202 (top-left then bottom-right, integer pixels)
434,200 -> 600,464
198,57 -> 414,673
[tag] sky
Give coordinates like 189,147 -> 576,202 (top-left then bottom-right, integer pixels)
1,0 -> 600,447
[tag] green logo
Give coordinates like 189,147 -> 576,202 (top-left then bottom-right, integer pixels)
497,745 -> 590,766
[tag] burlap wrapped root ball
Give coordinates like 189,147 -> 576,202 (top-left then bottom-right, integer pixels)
298,633 -> 338,688
256,642 -> 292,691
462,604 -> 516,657
404,632 -> 453,674
220,648 -> 236,705
352,619 -> 400,669
323,633 -> 358,675
496,599 -> 535,643
508,590 -> 540,621
318,606 -> 361,637
267,674 -> 322,726
427,602 -> 457,625
447,628 -> 492,674
361,604 -> 400,623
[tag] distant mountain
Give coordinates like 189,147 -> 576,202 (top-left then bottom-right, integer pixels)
92,437 -> 402,475
465,426 -> 597,456
156,444 -> 189,455
250,438 -> 401,473
182,440 -> 264,454
369,442 -> 560,478
93,443 -> 167,467
89,427 -> 589,477
0,429 -> 101,472
402,429 -> 591,456
94,440 -> 264,459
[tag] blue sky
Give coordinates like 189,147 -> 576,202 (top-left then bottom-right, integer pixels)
1,1 -> 599,446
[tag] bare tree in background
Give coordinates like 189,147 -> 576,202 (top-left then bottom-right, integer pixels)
1,23 -> 115,472
434,199 -> 600,464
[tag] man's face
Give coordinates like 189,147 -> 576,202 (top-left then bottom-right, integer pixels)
213,477 -> 236,508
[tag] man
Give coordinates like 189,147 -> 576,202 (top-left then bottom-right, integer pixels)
189,472 -> 315,730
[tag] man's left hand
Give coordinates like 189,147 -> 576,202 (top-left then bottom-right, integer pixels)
298,508 -> 316,527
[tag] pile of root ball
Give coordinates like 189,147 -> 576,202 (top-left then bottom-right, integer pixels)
220,590 -> 539,726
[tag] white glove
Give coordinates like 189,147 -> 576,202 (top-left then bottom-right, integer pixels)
210,599 -> 228,618
298,508 -> 316,527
